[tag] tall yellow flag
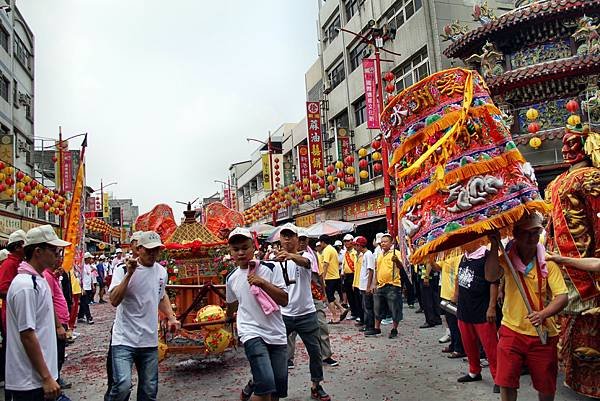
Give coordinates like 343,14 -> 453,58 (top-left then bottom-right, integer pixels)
62,138 -> 86,272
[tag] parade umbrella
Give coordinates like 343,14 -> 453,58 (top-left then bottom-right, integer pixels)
248,223 -> 277,237
305,220 -> 356,238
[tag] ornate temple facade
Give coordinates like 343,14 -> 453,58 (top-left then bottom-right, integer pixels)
443,0 -> 600,189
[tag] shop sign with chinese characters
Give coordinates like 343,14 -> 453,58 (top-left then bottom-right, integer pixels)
362,59 -> 380,129
306,102 -> 324,174
343,195 -> 387,220
295,213 -> 316,227
297,144 -> 310,182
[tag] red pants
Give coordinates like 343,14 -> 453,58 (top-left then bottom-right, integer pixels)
68,293 -> 80,330
458,319 -> 498,379
496,325 -> 559,394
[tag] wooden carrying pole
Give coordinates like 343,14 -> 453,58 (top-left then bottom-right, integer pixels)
496,238 -> 547,344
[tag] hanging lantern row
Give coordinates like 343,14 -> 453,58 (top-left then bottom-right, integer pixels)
526,107 -> 542,149
0,162 -> 70,215
85,217 -> 120,237
383,71 -> 396,105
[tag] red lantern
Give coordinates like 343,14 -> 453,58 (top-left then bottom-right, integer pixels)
327,184 -> 336,192
345,176 -> 356,185
384,71 -> 395,82
23,185 -> 31,193
310,174 -> 318,183
0,162 -> 4,170
336,171 -> 345,179
17,191 -> 25,200
311,191 -> 319,199
42,188 -> 50,195
373,162 -> 383,173
326,164 -> 335,174
30,198 -> 38,206
51,156 -> 57,163
4,177 -> 13,186
566,99 -> 580,114
30,180 -> 38,188
43,203 -> 50,211
16,171 -> 24,180
318,178 -> 325,187
385,83 -> 395,94
344,155 -> 354,165
527,122 -> 540,134
358,159 -> 368,169
371,139 -> 381,150
0,184 -> 5,192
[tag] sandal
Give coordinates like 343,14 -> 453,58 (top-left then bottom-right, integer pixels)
448,352 -> 466,359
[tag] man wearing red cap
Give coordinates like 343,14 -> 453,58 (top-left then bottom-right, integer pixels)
353,236 -> 375,332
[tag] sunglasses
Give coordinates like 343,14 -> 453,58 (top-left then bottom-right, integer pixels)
38,245 -> 64,257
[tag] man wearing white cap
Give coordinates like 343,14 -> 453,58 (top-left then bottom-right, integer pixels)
77,252 -> 95,324
0,229 -> 26,383
341,234 -> 360,321
103,230 -> 143,401
110,248 -> 124,275
107,231 -> 179,401
5,225 -> 70,401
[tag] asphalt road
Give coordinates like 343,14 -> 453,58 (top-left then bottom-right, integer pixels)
4,301 -> 590,401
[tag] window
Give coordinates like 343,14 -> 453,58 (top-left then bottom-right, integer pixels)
394,47 -> 429,91
353,97 -> 366,127
327,60 -> 345,90
349,41 -> 368,72
386,0 -> 422,31
0,24 -> 8,52
344,0 -> 360,22
25,95 -> 33,122
323,14 -> 341,46
332,110 -> 349,130
0,75 -> 8,102
14,36 -> 32,72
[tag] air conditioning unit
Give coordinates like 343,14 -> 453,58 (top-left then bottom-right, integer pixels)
323,79 -> 332,94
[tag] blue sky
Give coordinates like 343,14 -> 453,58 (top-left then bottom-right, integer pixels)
18,0 -> 319,219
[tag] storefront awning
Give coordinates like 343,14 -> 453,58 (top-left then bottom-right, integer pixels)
353,216 -> 385,227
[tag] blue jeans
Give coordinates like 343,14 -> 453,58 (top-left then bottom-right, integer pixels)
374,284 -> 403,323
283,312 -> 323,383
243,337 -> 288,398
107,345 -> 158,401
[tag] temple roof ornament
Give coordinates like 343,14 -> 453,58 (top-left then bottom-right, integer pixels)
465,41 -> 505,79
472,1 -> 497,25
572,16 -> 600,56
440,20 -> 470,42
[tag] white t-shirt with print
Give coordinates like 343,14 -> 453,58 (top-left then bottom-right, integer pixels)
359,250 -> 375,291
5,273 -> 58,391
226,263 -> 287,345
281,258 -> 316,317
82,263 -> 94,291
109,262 -> 167,348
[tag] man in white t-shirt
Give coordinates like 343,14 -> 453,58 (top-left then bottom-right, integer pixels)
77,252 -> 95,324
107,231 -> 179,401
354,236 -> 376,332
277,223 -> 331,401
5,225 -> 70,401
288,230 -> 338,369
226,227 -> 289,401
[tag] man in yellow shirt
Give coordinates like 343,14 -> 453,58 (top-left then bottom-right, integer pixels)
318,235 -> 348,323
365,234 -> 403,339
485,213 -> 568,401
341,234 -> 360,321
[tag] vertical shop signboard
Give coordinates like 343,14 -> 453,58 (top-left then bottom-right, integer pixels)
306,102 -> 324,175
298,144 -> 310,182
363,58 -> 380,129
261,153 -> 272,191
0,134 -> 13,201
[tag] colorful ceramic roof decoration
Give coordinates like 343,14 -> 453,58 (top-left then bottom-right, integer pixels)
381,68 -> 549,263
134,204 -> 178,242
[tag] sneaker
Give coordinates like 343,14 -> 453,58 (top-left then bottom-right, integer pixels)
364,328 -> 381,336
77,318 -> 86,323
87,319 -> 94,325
339,308 -> 350,321
381,318 -> 393,325
240,379 -> 254,401
438,333 -> 451,343
493,384 -> 500,394
389,328 -> 398,339
358,327 -> 368,332
347,315 -> 358,320
310,384 -> 331,401
287,360 -> 295,369
408,304 -> 415,309
322,357 -> 339,367
457,373 -> 482,383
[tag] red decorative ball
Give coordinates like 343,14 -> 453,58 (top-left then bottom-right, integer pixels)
344,155 -> 354,165
0,162 -> 4,170
30,180 -> 38,188
0,184 -> 5,192
318,178 -> 325,187
566,99 -> 579,113
385,83 -> 395,94
327,184 -> 336,192
5,177 -> 14,186
23,185 -> 31,193
326,164 -> 335,174
31,198 -> 38,206
311,191 -> 319,199
16,171 -> 24,180
17,191 -> 25,200
358,159 -> 368,169
384,72 -> 395,82
373,162 -> 383,173
336,171 -> 345,179
42,188 -> 50,195
345,176 -> 356,185
274,157 -> 279,163
527,122 -> 540,134
371,140 -> 381,150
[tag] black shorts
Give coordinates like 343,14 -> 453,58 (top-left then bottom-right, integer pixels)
325,278 -> 342,303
